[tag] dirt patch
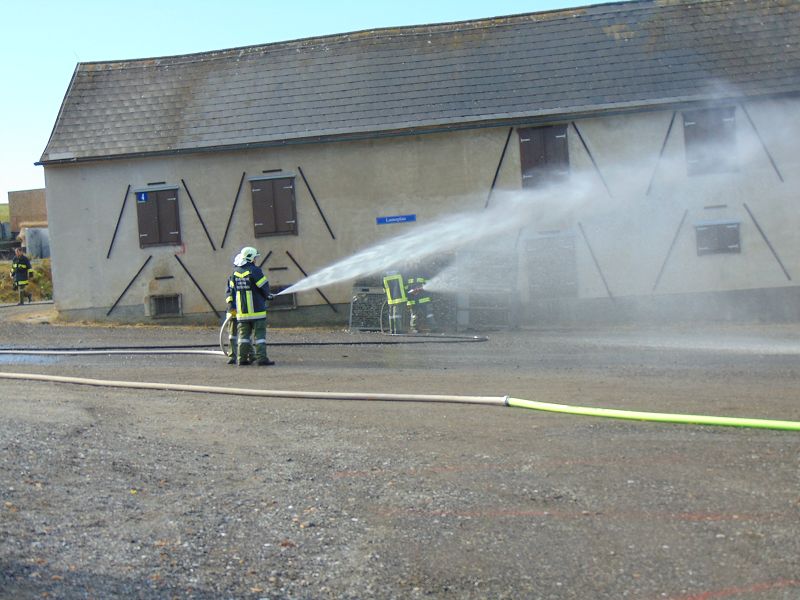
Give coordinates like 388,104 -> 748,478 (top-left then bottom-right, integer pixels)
0,314 -> 798,598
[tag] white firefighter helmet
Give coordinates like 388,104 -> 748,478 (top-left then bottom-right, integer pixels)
233,246 -> 260,266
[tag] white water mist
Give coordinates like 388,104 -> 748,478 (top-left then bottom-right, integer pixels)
280,174 -> 604,295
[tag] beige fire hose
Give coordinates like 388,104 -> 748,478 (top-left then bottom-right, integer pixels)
0,371 -> 505,405
0,371 -> 799,431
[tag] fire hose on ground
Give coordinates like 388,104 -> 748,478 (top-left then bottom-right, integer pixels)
0,371 -> 797,432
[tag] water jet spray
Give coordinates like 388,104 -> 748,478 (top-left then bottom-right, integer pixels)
279,177 -> 603,297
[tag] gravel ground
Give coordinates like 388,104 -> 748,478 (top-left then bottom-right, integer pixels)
0,304 -> 798,599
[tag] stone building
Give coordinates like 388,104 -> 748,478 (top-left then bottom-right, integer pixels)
38,0 -> 800,325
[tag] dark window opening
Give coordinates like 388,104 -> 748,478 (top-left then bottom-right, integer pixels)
518,124 -> 569,189
683,107 -> 737,176
269,285 -> 296,310
135,187 -> 181,247
150,294 -> 182,317
250,176 -> 298,237
695,221 -> 740,256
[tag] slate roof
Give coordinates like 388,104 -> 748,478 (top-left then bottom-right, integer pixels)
40,0 -> 800,164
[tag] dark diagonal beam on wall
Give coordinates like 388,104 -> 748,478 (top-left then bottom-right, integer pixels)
106,184 -> 131,259
257,250 -> 273,270
740,104 -> 784,183
743,203 -> 791,281
221,172 -> 246,249
652,209 -> 688,292
174,255 -> 222,318
646,112 -> 676,196
578,222 -> 613,299
485,127 -> 513,209
298,166 -> 336,240
572,122 -> 612,197
285,251 -> 338,313
107,255 -> 151,316
181,179 -> 216,251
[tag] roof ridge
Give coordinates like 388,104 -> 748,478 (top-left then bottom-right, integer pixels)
78,0 -> 649,69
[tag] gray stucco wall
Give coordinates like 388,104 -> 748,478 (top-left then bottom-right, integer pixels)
571,99 -> 798,301
43,97 -> 799,325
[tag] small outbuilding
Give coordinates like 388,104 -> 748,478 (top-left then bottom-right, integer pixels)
5,189 -> 49,258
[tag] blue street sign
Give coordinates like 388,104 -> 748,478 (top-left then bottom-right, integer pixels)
376,214 -> 416,225
136,192 -> 148,202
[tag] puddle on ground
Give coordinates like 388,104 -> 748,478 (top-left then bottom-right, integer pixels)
0,354 -> 59,365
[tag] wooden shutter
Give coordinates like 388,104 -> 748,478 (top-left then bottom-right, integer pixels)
251,177 -> 297,237
136,191 -> 159,248
696,221 -> 740,255
518,125 -> 569,189
136,188 -> 180,247
274,178 -> 297,235
156,189 -> 181,245
683,107 -> 736,175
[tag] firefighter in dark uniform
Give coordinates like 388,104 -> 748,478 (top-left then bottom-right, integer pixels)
406,273 -> 436,333
10,247 -> 33,305
225,246 -> 275,366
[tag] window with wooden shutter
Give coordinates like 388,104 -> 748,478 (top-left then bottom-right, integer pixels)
695,220 -> 740,255
683,107 -> 737,176
518,125 -> 569,189
250,176 -> 298,237
135,187 -> 181,248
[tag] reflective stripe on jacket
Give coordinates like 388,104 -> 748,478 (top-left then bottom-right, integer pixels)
226,263 -> 269,320
11,255 -> 32,284
383,273 -> 407,305
406,276 -> 431,305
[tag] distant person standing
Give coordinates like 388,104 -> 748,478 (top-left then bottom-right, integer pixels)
10,247 -> 33,305
225,246 -> 275,366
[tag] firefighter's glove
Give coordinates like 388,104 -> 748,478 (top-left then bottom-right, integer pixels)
227,309 -> 237,318
266,294 -> 274,302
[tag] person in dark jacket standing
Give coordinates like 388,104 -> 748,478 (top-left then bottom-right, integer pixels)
225,246 -> 275,366
10,247 -> 33,305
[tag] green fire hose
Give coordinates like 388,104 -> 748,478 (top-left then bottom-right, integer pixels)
506,397 -> 800,431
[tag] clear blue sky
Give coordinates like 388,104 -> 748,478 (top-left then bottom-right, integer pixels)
0,0 -> 625,204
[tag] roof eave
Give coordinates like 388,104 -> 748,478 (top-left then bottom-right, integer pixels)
37,90 -> 800,167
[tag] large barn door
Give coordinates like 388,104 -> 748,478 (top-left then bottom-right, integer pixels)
517,125 -> 575,322
523,232 -> 578,323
